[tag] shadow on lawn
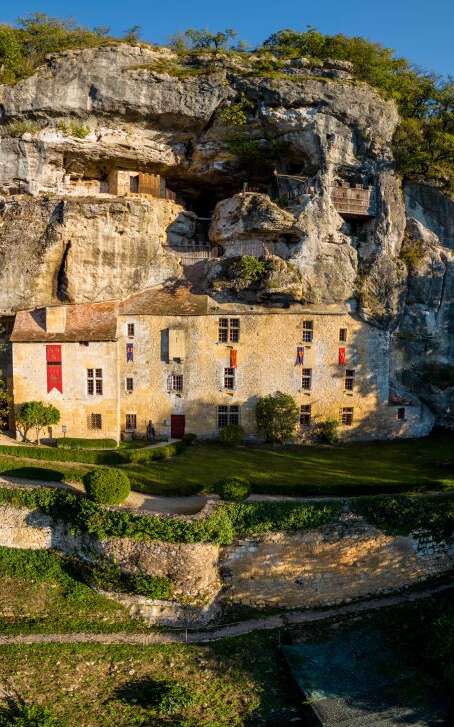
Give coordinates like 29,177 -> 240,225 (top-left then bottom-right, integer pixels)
1,466 -> 65,482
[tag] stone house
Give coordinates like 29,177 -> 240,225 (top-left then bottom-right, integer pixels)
10,285 -> 434,443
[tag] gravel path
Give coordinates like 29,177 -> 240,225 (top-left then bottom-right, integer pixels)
0,581 -> 451,646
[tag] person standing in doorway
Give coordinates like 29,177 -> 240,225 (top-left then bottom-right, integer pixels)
146,420 -> 156,442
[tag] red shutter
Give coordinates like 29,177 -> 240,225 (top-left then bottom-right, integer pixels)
338,347 -> 346,365
46,345 -> 61,363
47,363 -> 62,393
230,349 -> 238,369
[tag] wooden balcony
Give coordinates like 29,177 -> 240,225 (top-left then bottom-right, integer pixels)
331,183 -> 376,217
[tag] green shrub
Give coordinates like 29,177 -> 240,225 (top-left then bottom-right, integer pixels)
0,444 -> 124,466
215,476 -> 251,501
157,681 -> 194,715
0,700 -> 62,727
56,438 -> 118,450
238,255 -> 269,284
256,391 -> 299,443
219,101 -> 248,127
316,418 -> 339,444
352,494 -> 454,540
182,432 -> 197,445
2,120 -> 41,137
399,239 -> 427,271
57,121 -> 90,138
83,468 -> 130,504
218,424 -> 245,446
77,559 -> 172,599
0,485 -> 342,544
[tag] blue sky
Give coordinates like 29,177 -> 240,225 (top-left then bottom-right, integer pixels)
2,0 -> 453,76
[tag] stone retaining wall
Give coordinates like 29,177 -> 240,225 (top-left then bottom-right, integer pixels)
0,504 -> 452,626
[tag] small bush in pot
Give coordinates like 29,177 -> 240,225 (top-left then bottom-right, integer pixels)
83,468 -> 130,505
218,424 -> 245,446
215,476 -> 251,501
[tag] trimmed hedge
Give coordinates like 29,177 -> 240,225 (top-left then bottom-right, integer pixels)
83,468 -> 131,504
0,441 -> 186,467
352,494 -> 454,541
0,486 -> 342,544
215,476 -> 251,501
56,438 -> 118,450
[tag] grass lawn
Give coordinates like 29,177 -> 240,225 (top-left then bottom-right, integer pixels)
0,634 -> 300,726
0,548 -> 144,635
125,431 -> 454,497
0,432 -> 452,498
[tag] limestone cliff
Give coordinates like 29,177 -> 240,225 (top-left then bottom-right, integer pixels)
0,44 -> 452,423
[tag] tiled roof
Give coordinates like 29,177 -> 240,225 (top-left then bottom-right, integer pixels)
11,302 -> 118,343
119,284 -> 210,316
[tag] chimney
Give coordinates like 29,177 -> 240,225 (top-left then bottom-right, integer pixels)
45,306 -> 67,333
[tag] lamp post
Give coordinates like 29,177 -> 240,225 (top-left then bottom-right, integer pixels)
62,425 -> 67,439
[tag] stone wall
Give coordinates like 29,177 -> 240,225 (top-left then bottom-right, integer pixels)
0,503 -> 452,626
221,513 -> 454,609
117,308 -> 433,442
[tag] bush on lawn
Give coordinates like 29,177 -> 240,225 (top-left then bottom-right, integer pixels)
256,391 -> 299,443
56,438 -> 118,450
316,418 -> 339,444
0,699 -> 61,727
182,432 -> 197,445
215,476 -> 251,501
83,468 -> 130,504
218,424 -> 245,446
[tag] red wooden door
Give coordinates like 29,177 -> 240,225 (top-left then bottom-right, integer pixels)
171,415 -> 185,439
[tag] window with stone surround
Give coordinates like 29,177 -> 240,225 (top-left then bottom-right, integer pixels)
345,369 -> 355,391
224,367 -> 235,390
88,413 -> 102,430
302,320 -> 313,343
397,407 -> 406,421
127,323 -> 135,338
125,413 -> 137,431
217,405 -> 240,428
300,404 -> 312,427
340,407 -> 354,426
170,374 -> 184,392
339,328 -> 348,342
301,368 -> 312,390
126,377 -> 134,393
87,368 -> 103,396
218,318 -> 240,343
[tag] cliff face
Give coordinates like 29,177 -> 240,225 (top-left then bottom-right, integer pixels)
0,44 -> 452,423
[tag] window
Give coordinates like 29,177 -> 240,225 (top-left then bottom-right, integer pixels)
218,318 -> 240,343
89,413 -> 102,430
171,374 -> 184,392
301,368 -> 312,390
217,405 -> 240,428
127,323 -> 135,338
340,407 -> 354,426
125,414 -> 137,431
126,343 -> 134,362
87,368 -> 103,396
129,175 -> 139,193
302,320 -> 313,343
300,404 -> 312,427
397,407 -> 406,421
339,328 -> 347,342
345,369 -> 355,391
126,377 -> 134,393
224,367 -> 235,390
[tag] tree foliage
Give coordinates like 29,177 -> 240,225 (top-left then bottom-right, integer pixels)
170,28 -> 238,53
256,391 -> 299,444
262,28 -> 454,192
0,13 -> 118,84
15,401 -> 60,443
